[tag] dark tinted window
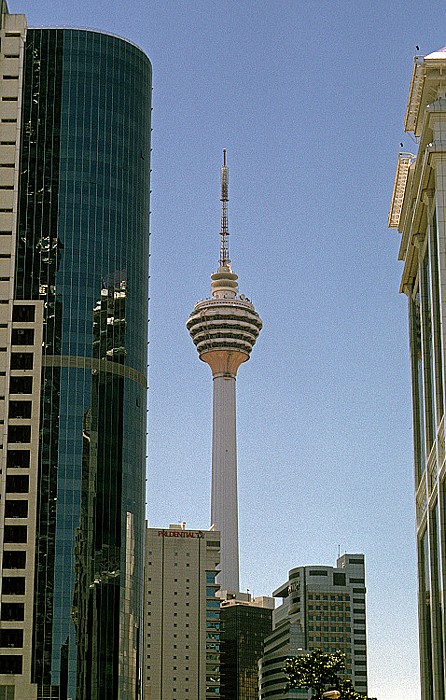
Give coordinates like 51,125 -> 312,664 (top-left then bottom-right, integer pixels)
8,425 -> 31,443
1,577 -> 25,595
5,475 -> 29,493
6,450 -> 30,468
0,655 -> 22,673
333,572 -> 346,586
2,551 -> 26,569
8,400 -> 32,419
0,629 -> 23,647
1,602 -> 24,621
10,352 -> 33,370
4,526 -> 27,543
9,376 -> 32,394
11,328 -> 34,345
5,500 -> 28,518
12,304 -> 35,322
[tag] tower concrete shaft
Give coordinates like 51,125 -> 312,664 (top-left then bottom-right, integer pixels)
211,370 -> 239,593
187,153 -> 262,594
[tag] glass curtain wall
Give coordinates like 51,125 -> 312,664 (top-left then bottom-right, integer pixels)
15,28 -> 151,700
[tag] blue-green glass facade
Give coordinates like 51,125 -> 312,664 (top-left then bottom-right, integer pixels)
15,28 -> 151,700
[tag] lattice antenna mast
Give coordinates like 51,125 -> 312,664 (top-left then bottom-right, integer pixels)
219,149 -> 230,267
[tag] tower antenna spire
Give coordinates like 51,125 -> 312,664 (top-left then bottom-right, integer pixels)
220,149 -> 230,267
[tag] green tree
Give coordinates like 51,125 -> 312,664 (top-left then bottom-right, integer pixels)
283,649 -> 377,700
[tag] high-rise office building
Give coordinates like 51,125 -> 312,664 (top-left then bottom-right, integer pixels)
0,4 -> 152,698
258,555 -> 368,698
144,524 -> 221,700
219,594 -> 274,700
186,152 -> 262,595
388,45 -> 446,700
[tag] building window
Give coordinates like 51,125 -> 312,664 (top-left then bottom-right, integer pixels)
1,602 -> 24,621
5,475 -> 29,493
11,328 -> 34,345
6,450 -> 30,468
9,376 -> 32,394
7,425 -> 31,444
2,551 -> 26,569
10,352 -> 33,370
0,655 -> 22,674
5,500 -> 28,518
2,577 -> 25,595
0,629 -> 23,648
4,526 -> 27,543
12,305 -> 35,322
8,400 -> 32,419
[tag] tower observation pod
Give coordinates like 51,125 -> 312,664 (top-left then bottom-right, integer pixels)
186,151 -> 262,594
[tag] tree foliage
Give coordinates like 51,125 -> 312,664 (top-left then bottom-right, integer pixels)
283,648 -> 377,700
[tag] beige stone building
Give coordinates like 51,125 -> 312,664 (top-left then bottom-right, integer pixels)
144,524 -> 221,700
389,44 -> 446,700
0,6 -> 42,698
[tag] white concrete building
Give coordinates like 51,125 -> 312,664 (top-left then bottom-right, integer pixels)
258,555 -> 368,698
144,524 -> 221,700
389,44 -> 446,700
186,152 -> 262,595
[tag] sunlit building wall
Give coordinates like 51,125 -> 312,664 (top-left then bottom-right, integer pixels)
258,555 -> 368,698
144,524 -> 221,700
0,4 -> 151,698
388,44 -> 446,700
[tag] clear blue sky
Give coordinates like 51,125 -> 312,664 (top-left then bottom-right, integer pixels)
13,0 -> 445,697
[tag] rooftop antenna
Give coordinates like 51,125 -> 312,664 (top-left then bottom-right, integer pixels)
219,149 -> 230,267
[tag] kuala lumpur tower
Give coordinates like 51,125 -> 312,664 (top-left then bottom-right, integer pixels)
187,151 -> 262,594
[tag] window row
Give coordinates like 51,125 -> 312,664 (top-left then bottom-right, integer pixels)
308,594 -> 350,601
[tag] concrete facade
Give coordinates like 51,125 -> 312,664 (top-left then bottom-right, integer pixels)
144,524 -> 221,700
389,44 -> 446,700
0,7 -> 40,698
258,555 -> 368,698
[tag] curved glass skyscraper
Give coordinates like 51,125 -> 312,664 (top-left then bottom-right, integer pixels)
0,7 -> 151,699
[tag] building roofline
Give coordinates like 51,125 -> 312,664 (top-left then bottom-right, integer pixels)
28,25 -> 149,56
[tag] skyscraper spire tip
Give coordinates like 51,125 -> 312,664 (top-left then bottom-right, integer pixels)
220,151 -> 230,267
